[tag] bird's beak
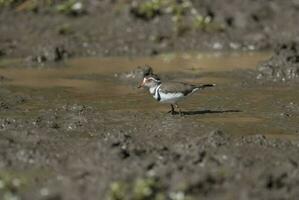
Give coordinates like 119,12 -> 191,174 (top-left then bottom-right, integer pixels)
138,79 -> 146,88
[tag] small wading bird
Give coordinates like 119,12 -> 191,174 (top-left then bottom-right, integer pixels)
138,73 -> 215,115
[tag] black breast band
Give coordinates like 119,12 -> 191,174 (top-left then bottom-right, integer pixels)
154,86 -> 161,101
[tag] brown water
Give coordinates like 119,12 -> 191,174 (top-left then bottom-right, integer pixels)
0,51 -> 270,90
1,51 -> 299,138
0,51 -> 270,110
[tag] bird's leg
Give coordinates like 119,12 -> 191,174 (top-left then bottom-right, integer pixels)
175,103 -> 183,116
168,104 -> 175,115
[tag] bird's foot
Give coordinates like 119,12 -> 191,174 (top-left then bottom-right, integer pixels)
178,111 -> 183,116
167,110 -> 184,116
167,110 -> 176,115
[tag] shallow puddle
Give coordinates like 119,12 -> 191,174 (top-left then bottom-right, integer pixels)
0,51 -> 270,104
0,51 -> 298,138
0,51 -> 270,90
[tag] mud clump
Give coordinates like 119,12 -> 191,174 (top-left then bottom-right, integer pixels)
115,65 -> 153,84
205,130 -> 230,147
257,42 -> 299,81
0,75 -> 10,82
27,45 -> 72,65
129,1 -> 162,21
0,49 -> 5,57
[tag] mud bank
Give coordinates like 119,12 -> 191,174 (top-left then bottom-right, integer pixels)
257,42 -> 299,81
1,0 -> 299,61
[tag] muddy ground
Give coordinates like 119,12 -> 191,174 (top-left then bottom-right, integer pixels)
0,1 -> 299,200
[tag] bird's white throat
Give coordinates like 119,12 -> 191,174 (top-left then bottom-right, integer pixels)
149,85 -> 160,94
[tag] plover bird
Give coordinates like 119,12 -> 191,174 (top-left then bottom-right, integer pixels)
138,73 -> 215,115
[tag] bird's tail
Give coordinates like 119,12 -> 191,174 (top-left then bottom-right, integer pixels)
196,83 -> 216,89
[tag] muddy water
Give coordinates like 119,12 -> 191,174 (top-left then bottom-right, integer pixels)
1,51 -> 269,84
0,52 -> 267,109
0,51 -> 298,139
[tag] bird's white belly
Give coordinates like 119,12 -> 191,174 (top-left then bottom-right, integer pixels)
159,92 -> 184,103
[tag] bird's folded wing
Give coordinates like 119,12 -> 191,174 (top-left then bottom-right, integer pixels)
159,82 -> 196,95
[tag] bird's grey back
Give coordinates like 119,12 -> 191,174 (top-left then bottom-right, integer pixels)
159,82 -> 197,95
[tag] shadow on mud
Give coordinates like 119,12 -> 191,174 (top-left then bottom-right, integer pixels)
180,109 -> 241,116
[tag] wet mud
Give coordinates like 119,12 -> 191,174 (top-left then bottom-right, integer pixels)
1,0 -> 299,199
1,0 -> 299,60
0,52 -> 299,199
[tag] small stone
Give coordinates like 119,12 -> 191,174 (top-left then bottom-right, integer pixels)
212,42 -> 223,50
12,178 -> 21,187
40,188 -> 50,196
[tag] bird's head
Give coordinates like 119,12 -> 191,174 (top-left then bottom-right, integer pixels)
138,74 -> 161,88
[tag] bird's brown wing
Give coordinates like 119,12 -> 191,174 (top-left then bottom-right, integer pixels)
159,82 -> 197,96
